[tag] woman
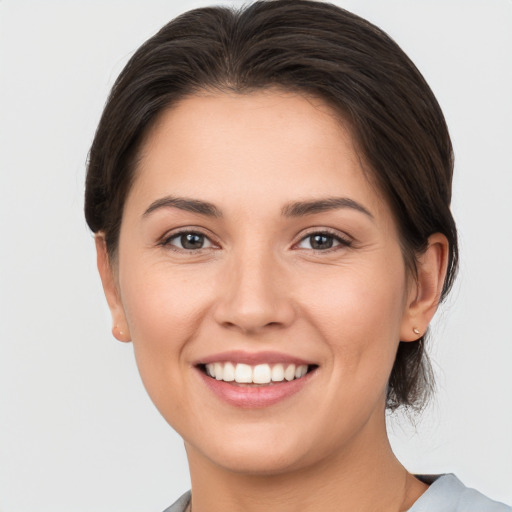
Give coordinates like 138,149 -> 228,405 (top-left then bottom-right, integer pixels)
84,1 -> 510,510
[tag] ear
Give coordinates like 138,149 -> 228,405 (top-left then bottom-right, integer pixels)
95,234 -> 131,343
400,233 -> 449,342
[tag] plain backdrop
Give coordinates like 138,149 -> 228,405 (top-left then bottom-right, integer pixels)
0,1 -> 511,511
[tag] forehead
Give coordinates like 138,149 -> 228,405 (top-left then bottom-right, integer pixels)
141,90 -> 355,163
129,90 -> 387,221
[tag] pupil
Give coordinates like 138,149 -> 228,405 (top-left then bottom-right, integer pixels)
311,234 -> 333,250
181,233 -> 204,249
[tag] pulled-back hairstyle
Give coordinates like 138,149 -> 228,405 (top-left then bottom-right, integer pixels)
85,0 -> 458,410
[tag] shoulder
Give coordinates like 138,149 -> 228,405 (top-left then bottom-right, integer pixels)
409,474 -> 511,512
160,481 -> 511,512
162,490 -> 191,512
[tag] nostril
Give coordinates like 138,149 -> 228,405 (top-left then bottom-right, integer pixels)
212,280 -> 296,333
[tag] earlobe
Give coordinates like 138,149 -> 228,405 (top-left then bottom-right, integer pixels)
95,234 -> 132,343
112,324 -> 131,343
400,233 -> 449,342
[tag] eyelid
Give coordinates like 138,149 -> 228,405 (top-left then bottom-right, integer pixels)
157,226 -> 220,251
156,225 -> 352,252
293,227 -> 353,250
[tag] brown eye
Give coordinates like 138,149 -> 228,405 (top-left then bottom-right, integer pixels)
309,234 -> 334,250
297,232 -> 351,251
165,232 -> 213,250
181,233 -> 205,249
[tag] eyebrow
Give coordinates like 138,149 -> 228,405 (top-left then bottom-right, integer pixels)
143,196 -> 222,218
142,195 -> 373,220
281,197 -> 374,219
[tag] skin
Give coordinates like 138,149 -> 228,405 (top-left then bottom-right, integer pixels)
96,90 -> 448,511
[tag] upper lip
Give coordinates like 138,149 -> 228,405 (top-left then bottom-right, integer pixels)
195,350 -> 316,366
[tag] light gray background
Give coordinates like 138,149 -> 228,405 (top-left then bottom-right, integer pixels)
1,1 -> 511,511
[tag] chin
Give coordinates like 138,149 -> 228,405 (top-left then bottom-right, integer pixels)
183,419 -> 330,477
199,445 -> 310,476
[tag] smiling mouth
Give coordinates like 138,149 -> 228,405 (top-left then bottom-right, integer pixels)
198,362 -> 318,385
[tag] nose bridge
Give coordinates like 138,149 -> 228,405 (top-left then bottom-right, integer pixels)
214,238 -> 294,332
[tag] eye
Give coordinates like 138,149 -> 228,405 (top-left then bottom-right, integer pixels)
163,231 -> 214,251
296,231 -> 351,251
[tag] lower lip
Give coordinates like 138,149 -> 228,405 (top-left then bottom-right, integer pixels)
197,369 -> 315,408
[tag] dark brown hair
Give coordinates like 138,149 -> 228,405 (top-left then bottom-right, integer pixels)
85,0 -> 458,410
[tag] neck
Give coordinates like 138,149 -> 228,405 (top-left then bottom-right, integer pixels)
184,414 -> 427,512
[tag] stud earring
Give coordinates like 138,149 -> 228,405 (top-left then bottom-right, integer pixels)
112,325 -> 126,340
112,325 -> 131,342
413,327 -> 421,335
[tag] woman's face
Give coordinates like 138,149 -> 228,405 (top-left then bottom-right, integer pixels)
102,90 -> 421,474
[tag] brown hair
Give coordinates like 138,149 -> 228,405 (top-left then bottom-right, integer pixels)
85,0 -> 458,410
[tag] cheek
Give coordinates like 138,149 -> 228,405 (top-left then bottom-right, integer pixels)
121,254 -> 214,331
302,259 -> 407,372
293,261 -> 408,439
118,261 -> 215,401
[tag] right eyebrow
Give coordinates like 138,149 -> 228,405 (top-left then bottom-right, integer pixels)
142,196 -> 223,218
281,196 -> 374,220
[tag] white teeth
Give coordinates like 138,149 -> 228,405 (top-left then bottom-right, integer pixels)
295,365 -> 307,378
271,364 -> 285,382
253,364 -> 271,384
235,363 -> 253,383
214,362 -> 224,380
204,362 -> 311,384
206,363 -> 215,377
284,364 -> 296,381
223,362 -> 235,382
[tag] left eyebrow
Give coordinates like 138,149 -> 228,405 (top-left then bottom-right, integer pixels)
281,197 -> 374,220
143,196 -> 223,218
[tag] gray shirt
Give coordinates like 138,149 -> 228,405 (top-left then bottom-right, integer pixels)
163,474 -> 511,512
407,474 -> 511,511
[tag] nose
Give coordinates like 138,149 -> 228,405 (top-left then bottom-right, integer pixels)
212,248 -> 296,334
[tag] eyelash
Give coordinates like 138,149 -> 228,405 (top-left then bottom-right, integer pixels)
159,229 -> 217,253
159,227 -> 352,254
294,229 -> 353,252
